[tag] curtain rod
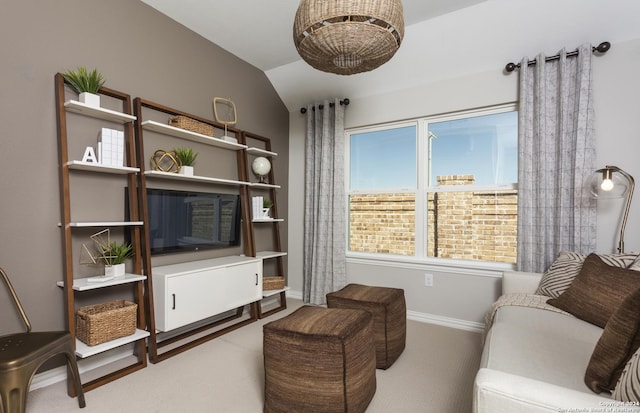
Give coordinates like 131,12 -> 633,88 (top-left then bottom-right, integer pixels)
300,98 -> 350,114
504,41 -> 610,73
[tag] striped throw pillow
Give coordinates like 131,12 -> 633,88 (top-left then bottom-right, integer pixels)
535,251 -> 639,298
613,347 -> 640,402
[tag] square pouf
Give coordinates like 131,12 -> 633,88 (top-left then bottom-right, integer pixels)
263,306 -> 376,413
327,284 -> 406,369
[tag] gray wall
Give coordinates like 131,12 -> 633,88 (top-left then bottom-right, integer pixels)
0,0 -> 289,334
288,38 -> 640,326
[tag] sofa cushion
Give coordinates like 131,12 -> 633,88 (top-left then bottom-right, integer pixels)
536,251 -> 640,298
585,287 -> 640,394
481,305 -> 603,393
547,254 -> 640,328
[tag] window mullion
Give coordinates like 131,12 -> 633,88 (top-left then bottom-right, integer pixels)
414,119 -> 427,259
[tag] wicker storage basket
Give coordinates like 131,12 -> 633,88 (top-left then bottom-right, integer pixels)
168,115 -> 214,136
263,276 -> 285,291
76,300 -> 137,346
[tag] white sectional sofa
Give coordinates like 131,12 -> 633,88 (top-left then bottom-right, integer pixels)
474,270 -> 640,413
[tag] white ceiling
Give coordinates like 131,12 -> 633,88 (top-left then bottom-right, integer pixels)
140,0 -> 486,72
139,0 -> 640,113
139,0 -> 489,111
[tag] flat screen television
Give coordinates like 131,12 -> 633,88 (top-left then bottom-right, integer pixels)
146,188 -> 242,255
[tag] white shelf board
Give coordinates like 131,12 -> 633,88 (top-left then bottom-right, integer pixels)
144,170 -> 249,186
253,218 -> 284,223
246,147 -> 278,157
64,100 -> 136,123
57,273 -> 147,291
67,160 -> 139,174
256,251 -> 288,259
75,329 -> 150,358
68,221 -> 144,228
249,182 -> 281,189
141,120 -> 247,150
263,286 -> 290,297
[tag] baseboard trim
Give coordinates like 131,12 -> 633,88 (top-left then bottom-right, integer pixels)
31,347 -> 132,391
286,289 -> 303,300
288,289 -> 484,333
407,310 -> 485,333
33,292 -> 484,391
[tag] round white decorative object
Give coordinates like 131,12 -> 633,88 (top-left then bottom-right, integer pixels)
252,157 -> 271,177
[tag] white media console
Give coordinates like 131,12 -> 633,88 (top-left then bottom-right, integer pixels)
152,256 -> 263,332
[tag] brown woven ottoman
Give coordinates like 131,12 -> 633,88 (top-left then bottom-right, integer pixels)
326,284 -> 406,369
263,305 -> 376,413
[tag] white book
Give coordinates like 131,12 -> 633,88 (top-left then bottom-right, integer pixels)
99,128 -> 113,166
115,130 -> 124,166
253,196 -> 263,220
252,197 -> 257,219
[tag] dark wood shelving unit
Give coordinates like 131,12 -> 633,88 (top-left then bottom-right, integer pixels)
54,73 -> 148,394
241,131 -> 288,318
133,98 -> 259,363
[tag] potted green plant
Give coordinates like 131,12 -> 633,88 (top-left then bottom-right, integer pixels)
100,241 -> 133,277
62,66 -> 105,108
262,198 -> 273,219
173,147 -> 198,176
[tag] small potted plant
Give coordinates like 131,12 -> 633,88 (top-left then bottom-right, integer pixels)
174,147 -> 198,176
62,66 -> 105,108
262,198 -> 273,219
100,241 -> 133,277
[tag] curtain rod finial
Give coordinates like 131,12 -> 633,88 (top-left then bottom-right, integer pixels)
595,41 -> 611,54
505,62 -> 517,73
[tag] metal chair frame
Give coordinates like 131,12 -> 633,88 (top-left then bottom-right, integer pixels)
0,267 -> 86,413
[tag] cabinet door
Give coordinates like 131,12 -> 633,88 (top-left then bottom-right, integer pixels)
165,261 -> 262,331
222,261 -> 262,309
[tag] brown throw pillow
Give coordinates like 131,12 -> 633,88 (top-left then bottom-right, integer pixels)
547,254 -> 640,328
585,287 -> 640,393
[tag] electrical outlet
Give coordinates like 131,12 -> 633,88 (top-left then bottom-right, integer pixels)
424,273 -> 434,287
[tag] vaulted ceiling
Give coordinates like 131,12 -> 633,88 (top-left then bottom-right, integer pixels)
140,0 -> 640,112
140,0 -> 486,71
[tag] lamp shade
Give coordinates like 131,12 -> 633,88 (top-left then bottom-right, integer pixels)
590,167 -> 629,199
588,165 -> 635,253
293,0 -> 405,75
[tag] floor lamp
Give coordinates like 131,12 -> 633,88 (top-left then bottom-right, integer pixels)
589,165 -> 635,253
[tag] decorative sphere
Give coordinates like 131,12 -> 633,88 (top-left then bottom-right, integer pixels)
252,157 -> 271,177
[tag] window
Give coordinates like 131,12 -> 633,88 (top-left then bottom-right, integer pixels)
346,104 -> 518,265
349,123 -> 417,256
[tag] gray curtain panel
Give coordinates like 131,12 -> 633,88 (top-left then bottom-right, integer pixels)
303,98 -> 347,305
517,43 -> 597,273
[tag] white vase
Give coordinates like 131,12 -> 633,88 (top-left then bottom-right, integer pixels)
179,165 -> 194,176
79,92 -> 101,108
262,208 -> 271,219
104,263 -> 125,277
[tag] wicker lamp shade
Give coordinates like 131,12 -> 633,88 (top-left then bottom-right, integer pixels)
293,0 -> 404,75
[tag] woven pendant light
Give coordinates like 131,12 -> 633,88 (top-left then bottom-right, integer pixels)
293,0 -> 405,75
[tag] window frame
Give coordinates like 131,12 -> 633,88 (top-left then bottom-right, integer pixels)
345,103 -> 518,272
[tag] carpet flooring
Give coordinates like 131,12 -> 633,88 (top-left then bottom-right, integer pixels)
26,299 -> 482,412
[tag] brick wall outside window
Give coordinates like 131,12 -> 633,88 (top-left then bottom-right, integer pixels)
349,175 -> 518,263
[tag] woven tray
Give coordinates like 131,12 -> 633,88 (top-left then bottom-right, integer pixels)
263,276 -> 285,291
76,300 -> 137,346
168,115 -> 214,136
